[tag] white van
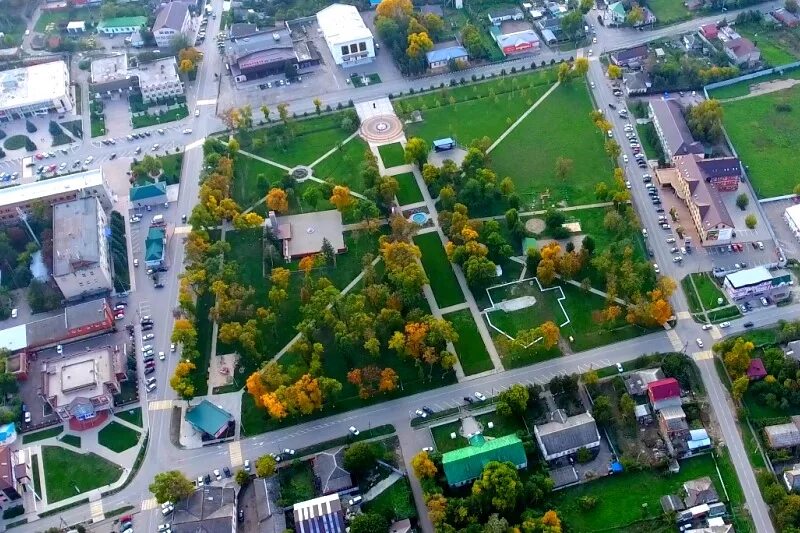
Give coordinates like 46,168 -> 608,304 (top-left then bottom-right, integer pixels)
152,214 -> 164,225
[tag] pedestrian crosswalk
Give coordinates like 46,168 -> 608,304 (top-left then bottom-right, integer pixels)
89,499 -> 105,523
229,441 -> 243,467
676,311 -> 692,320
141,497 -> 158,511
148,399 -> 174,411
692,350 -> 713,361
667,329 -> 684,352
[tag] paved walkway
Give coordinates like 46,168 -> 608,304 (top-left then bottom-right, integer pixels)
487,81 -> 561,153
308,131 -> 360,168
236,149 -> 292,172
472,201 -> 617,222
362,472 -> 404,502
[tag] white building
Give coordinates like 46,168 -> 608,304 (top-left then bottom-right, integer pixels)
52,197 -> 113,300
316,4 -> 374,67
152,1 -> 192,48
785,204 -> 800,240
0,61 -> 72,121
723,266 -> 792,301
136,57 -> 185,103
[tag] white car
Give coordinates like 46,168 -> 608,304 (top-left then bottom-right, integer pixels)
152,144 -> 160,151
244,459 -> 251,471
195,109 -> 200,117
56,344 -> 63,354
171,342 -> 177,352
701,324 -> 712,330
415,409 -> 427,418
588,48 -> 592,55
214,469 -> 222,480
720,321 -> 731,328
159,351 -> 166,360
158,524 -> 170,532
616,362 -> 624,373
161,504 -> 174,516
696,338 -> 704,348
653,263 -> 660,273
592,37 -> 597,43
283,448 -> 295,455
622,154 -> 628,163
130,215 -> 141,223
182,128 -> 193,134
474,391 -> 487,401
666,237 -> 676,244
84,156 -> 94,165
146,382 -> 157,393
197,476 -> 204,486
24,411 -> 31,423
143,333 -> 155,341
625,180 -> 631,189
590,81 -> 595,88
10,308 -> 17,319
642,228 -> 648,237
349,426 -> 360,436
672,256 -> 683,263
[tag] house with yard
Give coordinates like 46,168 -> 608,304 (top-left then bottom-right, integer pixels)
635,403 -> 653,424
661,494 -> 686,513
699,23 -> 719,39
607,1 -> 627,24
764,416 -> 800,449
426,45 -> 469,69
610,44 -> 649,68
442,434 -> 527,487
533,409 -> 601,462
185,400 -> 234,441
723,266 -> 792,302
784,464 -> 800,491
490,24 -> 540,56
97,16 -> 147,35
623,70 -> 650,95
658,405 -> 689,442
169,486 -> 236,533
683,477 -> 719,507
312,448 -> 353,494
746,358 -> 768,380
487,7 -> 524,25
647,377 -> 682,411
724,37 -> 760,67
625,367 -> 665,396
688,428 -> 712,453
773,7 -> 800,27
152,1 -> 192,49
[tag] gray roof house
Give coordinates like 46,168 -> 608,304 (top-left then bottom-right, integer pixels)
649,99 -> 705,160
625,367 -> 665,396
785,465 -> 800,492
724,37 -> 760,66
169,486 -> 236,533
661,494 -> 686,513
312,447 -> 353,494
623,70 -> 651,95
764,416 -> 800,449
610,45 -> 649,68
152,1 -> 191,48
534,410 -> 601,462
683,477 -> 720,507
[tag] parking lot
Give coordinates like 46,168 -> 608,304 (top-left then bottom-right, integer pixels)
763,197 -> 800,260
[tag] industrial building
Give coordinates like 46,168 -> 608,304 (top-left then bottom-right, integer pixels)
0,61 -> 72,121
0,169 -> 113,223
41,347 -> 125,424
316,4 -> 375,67
784,204 -> 800,241
52,198 -> 113,301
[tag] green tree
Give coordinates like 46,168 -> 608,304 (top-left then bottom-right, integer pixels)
687,99 -> 724,143
496,384 -> 529,417
255,454 -> 277,477
343,442 -> 377,475
235,468 -> 250,486
321,238 -> 336,266
619,393 -> 636,423
472,461 -> 522,513
745,214 -> 757,229
149,471 -> 195,504
302,185 -> 322,209
404,137 -> 430,168
626,5 -> 645,25
736,193 -> 749,211
592,395 -> 613,426
732,375 -> 750,401
464,255 -> 497,289
350,513 -> 388,533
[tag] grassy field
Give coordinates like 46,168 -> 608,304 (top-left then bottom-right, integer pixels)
737,24 -> 800,67
395,172 -> 424,205
446,309 -> 494,375
22,426 -> 63,444
231,154 -> 288,209
98,421 -> 141,453
245,114 -> 353,167
132,106 -> 189,128
277,461 -> 315,506
58,434 -> 81,448
722,83 -> 800,197
402,69 -> 557,146
473,411 -> 527,437
363,477 -> 417,521
554,454 -> 734,531
692,272 -> 726,309
91,114 -> 106,138
42,446 -> 123,502
414,232 -> 465,308
431,420 -> 468,452
646,0 -> 690,24
377,142 -> 406,168
310,136 -> 369,192
116,407 -> 143,427
486,279 -> 567,338
491,82 -> 613,208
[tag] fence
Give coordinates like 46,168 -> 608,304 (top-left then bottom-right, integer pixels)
703,60 -> 800,97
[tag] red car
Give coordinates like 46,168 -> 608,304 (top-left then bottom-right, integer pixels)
34,153 -> 44,160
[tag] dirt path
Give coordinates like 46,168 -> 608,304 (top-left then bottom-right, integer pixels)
718,77 -> 800,103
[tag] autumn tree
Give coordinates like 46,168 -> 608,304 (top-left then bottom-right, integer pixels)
376,0 -> 413,19
555,156 -> 573,181
574,57 -> 589,76
687,99 -> 724,143
723,337 -> 754,378
472,460 -> 522,513
330,185 -> 354,212
539,321 -> 560,349
313,98 -> 322,115
149,471 -> 194,504
255,454 -> 277,477
537,258 -> 557,285
411,450 -> 438,479
407,31 -> 433,59
732,375 -> 750,401
607,64 -> 622,79
626,5 -> 645,25
426,493 -> 448,526
170,360 -> 196,400
266,188 -> 289,213
404,137 -> 430,168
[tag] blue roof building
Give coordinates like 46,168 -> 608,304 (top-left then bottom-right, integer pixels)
426,46 -> 469,68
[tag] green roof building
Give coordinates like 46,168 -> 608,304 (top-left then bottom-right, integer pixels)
185,400 -> 233,439
97,16 -> 147,34
442,434 -> 527,486
129,182 -> 167,205
145,226 -> 166,267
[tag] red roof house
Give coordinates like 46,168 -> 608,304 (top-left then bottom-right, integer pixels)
700,23 -> 718,39
648,377 -> 682,410
747,358 -> 768,381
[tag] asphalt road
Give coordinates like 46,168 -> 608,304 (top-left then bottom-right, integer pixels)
21,2 -> 792,530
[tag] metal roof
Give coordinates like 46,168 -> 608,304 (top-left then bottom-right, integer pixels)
725,266 -> 772,289
442,434 -> 526,486
426,46 -> 468,64
316,4 -> 372,46
184,400 -> 232,436
97,16 -> 147,30
129,182 -> 167,202
53,197 -> 102,277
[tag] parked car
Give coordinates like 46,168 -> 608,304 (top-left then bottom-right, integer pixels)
720,321 -> 731,328
744,321 -> 754,328
474,391 -> 487,401
349,426 -> 360,436
214,469 -> 222,480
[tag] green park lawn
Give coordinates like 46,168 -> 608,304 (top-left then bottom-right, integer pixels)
310,136 -> 369,192
363,477 -> 417,521
486,279 -> 567,339
116,407 -> 143,427
737,24 -> 800,67
42,446 -> 123,502
245,113 -> 354,167
691,272 -> 727,310
231,154 -> 289,208
445,309 -> 494,375
132,106 -> 189,129
474,411 -> 527,437
22,426 -> 63,444
431,420 -> 468,453
414,232 -> 465,308
491,82 -> 613,208
377,142 -> 406,168
58,434 -> 81,448
98,421 -> 141,453
402,69 -> 557,146
395,172 -> 424,205
553,454 -> 736,531
722,83 -> 800,197
646,0 -> 690,24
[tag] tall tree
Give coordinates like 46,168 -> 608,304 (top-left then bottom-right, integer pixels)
149,471 -> 194,504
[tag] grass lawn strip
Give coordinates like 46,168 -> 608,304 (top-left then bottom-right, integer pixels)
491,82 -> 613,207
395,172 -> 424,205
691,272 -> 726,310
246,113 -> 354,167
377,142 -> 406,168
132,106 -> 189,129
554,454 -> 738,531
42,446 -> 123,503
414,232 -> 465,308
722,83 -> 800,197
58,434 -> 81,448
31,454 -> 41,498
98,421 -> 141,453
431,420 -> 468,453
681,275 -> 703,314
363,476 -> 417,521
22,426 -> 63,444
116,407 -> 143,427
445,309 -> 494,375
646,0 -> 690,24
